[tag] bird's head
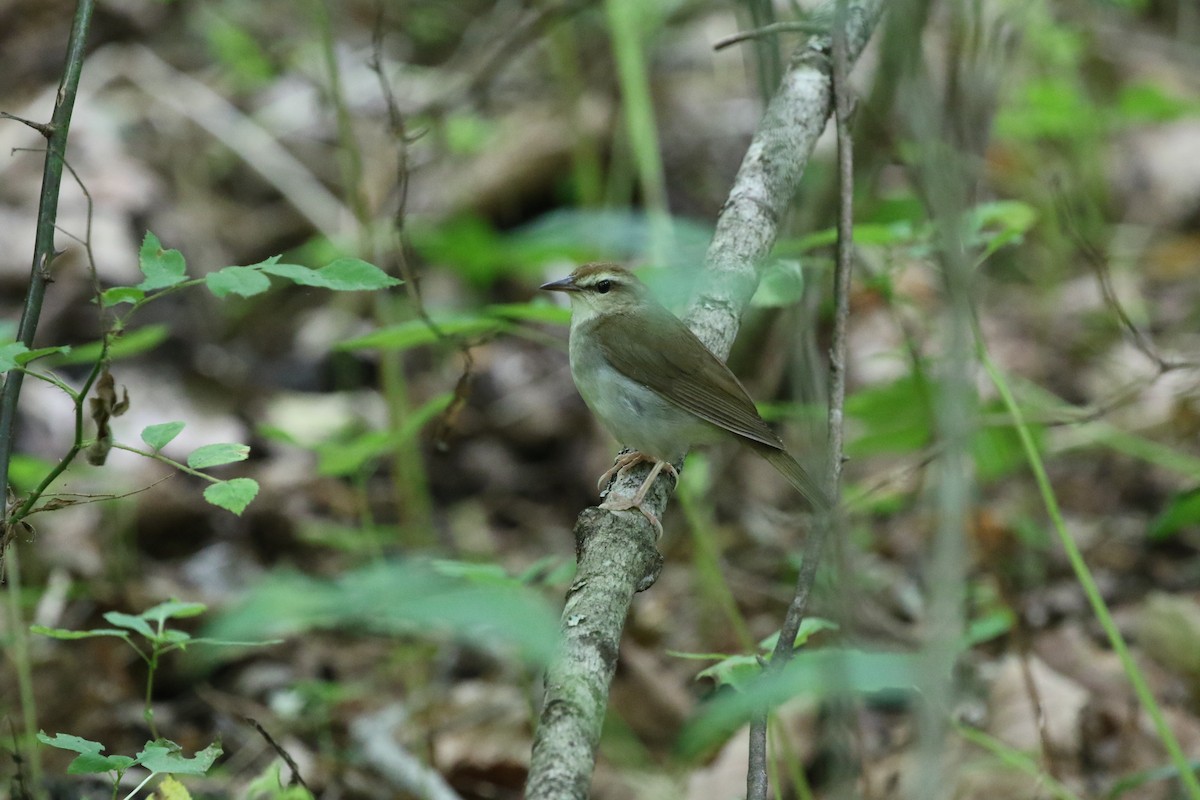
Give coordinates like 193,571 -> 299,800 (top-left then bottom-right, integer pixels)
540,263 -> 649,323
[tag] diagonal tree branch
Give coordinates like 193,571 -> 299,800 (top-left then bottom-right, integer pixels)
524,2 -> 885,797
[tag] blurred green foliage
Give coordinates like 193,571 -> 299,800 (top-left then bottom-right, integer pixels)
205,559 -> 561,666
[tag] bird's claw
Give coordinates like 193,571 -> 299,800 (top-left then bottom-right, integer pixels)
597,449 -> 653,493
600,496 -> 663,539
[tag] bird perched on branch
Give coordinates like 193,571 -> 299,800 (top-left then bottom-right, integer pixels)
542,263 -> 829,536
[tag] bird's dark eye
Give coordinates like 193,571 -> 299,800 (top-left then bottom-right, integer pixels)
596,279 -> 612,294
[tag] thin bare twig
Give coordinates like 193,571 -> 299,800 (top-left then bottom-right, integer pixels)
1054,186 -> 1192,373
713,20 -> 828,52
417,0 -> 593,117
749,1 -> 855,796
370,14 -> 478,450
245,717 -> 312,793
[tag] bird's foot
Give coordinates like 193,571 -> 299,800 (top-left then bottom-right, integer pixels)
598,449 -> 652,493
598,458 -> 677,539
597,451 -> 678,495
600,495 -> 663,539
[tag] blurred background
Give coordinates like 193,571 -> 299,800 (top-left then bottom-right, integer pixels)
1,0 -> 1199,797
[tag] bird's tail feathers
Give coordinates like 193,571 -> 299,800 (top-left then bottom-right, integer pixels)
756,446 -> 832,512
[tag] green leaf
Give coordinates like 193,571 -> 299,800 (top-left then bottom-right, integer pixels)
206,559 -> 559,666
37,732 -> 105,755
104,611 -> 157,638
261,258 -> 400,291
135,740 -> 222,776
1150,488 -> 1200,540
1115,82 -> 1198,124
48,324 -> 169,367
965,607 -> 1016,647
203,478 -> 259,515
338,316 -> 510,352
315,393 -> 452,476
0,343 -> 72,373
485,302 -> 572,326
759,617 -> 840,652
972,417 -> 1033,482
697,654 -> 763,690
8,454 -> 56,493
750,260 -> 807,308
71,753 -> 135,775
187,443 -> 250,469
0,343 -> 28,373
431,559 -> 517,586
679,649 -> 920,758
205,265 -> 272,298
36,733 -> 133,775
142,422 -> 186,451
141,600 -> 207,623
845,375 -> 936,457
138,232 -> 189,291
967,200 -> 1038,261
159,629 -> 193,646
30,625 -> 131,642
100,286 -> 145,307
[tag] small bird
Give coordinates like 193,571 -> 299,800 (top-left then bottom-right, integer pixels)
542,263 -> 829,535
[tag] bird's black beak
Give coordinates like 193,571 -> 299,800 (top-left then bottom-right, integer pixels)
540,275 -> 580,293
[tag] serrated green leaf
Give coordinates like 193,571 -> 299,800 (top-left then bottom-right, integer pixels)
104,611 -> 156,638
142,600 -> 207,622
205,265 -> 272,298
142,422 -> 186,451
136,740 -> 222,776
203,478 -> 259,515
37,733 -> 133,775
261,258 -> 400,291
138,232 -> 189,291
100,286 -> 145,307
314,258 -> 401,290
37,732 -> 104,755
187,443 -> 250,469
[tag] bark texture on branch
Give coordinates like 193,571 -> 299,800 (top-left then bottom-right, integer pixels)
524,3 -> 885,797
685,0 -> 884,358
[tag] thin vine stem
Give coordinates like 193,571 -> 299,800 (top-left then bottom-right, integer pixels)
109,443 -> 223,483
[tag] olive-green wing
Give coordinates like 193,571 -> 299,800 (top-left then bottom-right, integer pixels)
593,307 -> 784,449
